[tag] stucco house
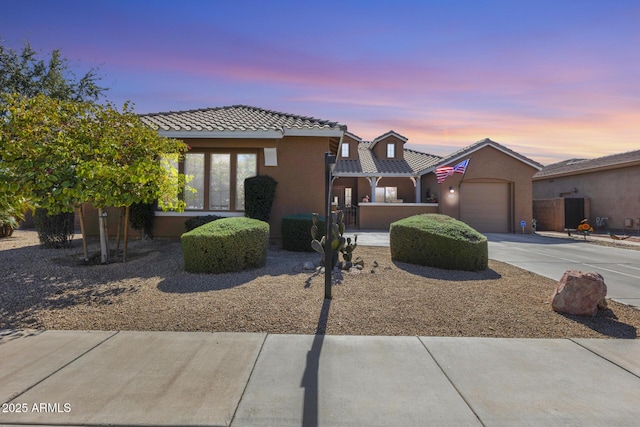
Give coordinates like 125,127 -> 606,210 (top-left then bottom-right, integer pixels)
332,131 -> 442,229
82,105 -> 345,240
431,139 -> 542,233
532,149 -> 640,232
81,105 -> 542,238
334,135 -> 542,233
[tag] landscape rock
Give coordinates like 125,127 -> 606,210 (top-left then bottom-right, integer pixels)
551,270 -> 607,316
303,261 -> 316,270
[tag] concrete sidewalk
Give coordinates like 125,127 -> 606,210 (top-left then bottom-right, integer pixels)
2,330 -> 640,426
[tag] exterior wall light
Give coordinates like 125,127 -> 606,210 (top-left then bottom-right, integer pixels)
449,186 -> 455,193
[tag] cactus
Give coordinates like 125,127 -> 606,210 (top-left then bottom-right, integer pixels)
311,211 -> 361,267
342,235 -> 357,261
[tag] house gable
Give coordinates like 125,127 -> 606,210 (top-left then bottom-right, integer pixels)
370,130 -> 408,160
428,138 -> 543,175
339,132 -> 361,160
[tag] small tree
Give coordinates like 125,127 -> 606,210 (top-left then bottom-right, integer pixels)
0,40 -> 106,242
0,94 -> 189,262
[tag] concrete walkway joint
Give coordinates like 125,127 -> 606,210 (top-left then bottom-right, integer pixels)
2,330 -> 640,427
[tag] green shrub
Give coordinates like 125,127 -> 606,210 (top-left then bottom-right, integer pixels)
244,175 -> 278,221
184,215 -> 222,232
181,217 -> 269,274
34,208 -> 74,248
390,214 -> 488,271
281,213 -> 325,252
129,202 -> 155,238
0,195 -> 30,238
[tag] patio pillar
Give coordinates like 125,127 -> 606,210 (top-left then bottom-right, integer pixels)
368,177 -> 377,202
411,177 -> 420,203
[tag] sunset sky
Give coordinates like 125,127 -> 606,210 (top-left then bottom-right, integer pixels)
2,0 -> 639,164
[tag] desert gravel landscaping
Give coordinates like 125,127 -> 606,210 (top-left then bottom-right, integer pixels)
1,230 -> 639,338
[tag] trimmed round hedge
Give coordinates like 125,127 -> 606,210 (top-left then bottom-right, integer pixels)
281,213 -> 326,252
390,214 -> 488,271
181,217 -> 269,274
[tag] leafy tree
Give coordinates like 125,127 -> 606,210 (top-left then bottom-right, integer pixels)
0,40 -> 105,102
0,39 -> 106,237
0,94 -> 189,262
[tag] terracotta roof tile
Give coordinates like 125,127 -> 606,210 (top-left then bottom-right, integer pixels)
334,142 -> 441,176
139,105 -> 345,134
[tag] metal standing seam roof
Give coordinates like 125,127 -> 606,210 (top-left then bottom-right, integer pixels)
334,141 -> 442,176
533,149 -> 640,179
138,105 -> 346,136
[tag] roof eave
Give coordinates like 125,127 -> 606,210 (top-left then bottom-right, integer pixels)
333,172 -> 421,178
156,128 -> 344,139
433,141 -> 543,172
533,159 -> 640,180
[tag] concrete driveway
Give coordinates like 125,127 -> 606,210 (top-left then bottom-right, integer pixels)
357,230 -> 640,308
487,233 -> 640,308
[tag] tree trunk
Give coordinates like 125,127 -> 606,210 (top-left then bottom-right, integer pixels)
123,205 -> 130,262
115,207 -> 122,259
98,208 -> 109,264
77,205 -> 89,261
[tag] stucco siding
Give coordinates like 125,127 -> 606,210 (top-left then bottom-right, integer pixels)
79,135 -> 332,240
439,145 -> 538,233
533,165 -> 640,230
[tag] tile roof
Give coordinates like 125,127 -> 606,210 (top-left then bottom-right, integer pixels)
139,105 -> 346,137
534,149 -> 640,179
334,141 -> 442,176
433,138 -> 543,171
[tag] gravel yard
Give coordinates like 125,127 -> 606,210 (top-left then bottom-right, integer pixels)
1,230 -> 639,338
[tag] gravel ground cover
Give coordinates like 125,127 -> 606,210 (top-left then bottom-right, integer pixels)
1,230 -> 639,338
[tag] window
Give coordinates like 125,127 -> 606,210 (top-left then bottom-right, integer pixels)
375,186 -> 397,203
185,153 -> 205,209
210,154 -> 230,210
341,143 -> 349,158
386,143 -> 395,158
235,153 -> 257,210
345,187 -> 352,207
180,151 -> 257,211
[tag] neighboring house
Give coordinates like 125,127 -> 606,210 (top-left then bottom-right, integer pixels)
81,106 -> 542,238
334,135 -> 542,233
532,149 -> 640,232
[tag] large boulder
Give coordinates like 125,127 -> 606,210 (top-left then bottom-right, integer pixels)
551,270 -> 607,316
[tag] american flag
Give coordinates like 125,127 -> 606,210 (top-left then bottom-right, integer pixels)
436,159 -> 469,183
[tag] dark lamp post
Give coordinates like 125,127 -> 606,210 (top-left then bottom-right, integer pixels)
325,152 -> 336,299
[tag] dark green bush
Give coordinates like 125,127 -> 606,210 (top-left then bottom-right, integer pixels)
129,202 -> 155,238
34,208 -> 74,248
184,215 -> 222,232
244,175 -> 277,222
390,214 -> 488,271
281,213 -> 325,252
181,217 -> 269,274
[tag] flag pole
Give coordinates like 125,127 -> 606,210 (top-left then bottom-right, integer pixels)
458,157 -> 471,189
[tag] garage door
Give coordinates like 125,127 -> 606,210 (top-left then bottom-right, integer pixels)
460,183 -> 510,232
